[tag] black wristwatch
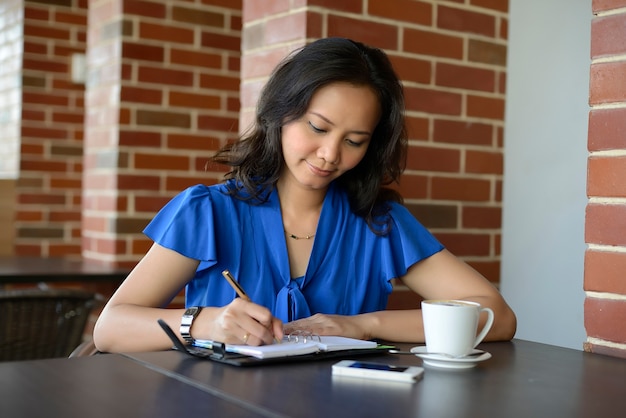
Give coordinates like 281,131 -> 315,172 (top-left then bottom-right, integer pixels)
180,306 -> 203,344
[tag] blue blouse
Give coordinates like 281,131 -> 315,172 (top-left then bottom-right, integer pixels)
143,181 -> 444,322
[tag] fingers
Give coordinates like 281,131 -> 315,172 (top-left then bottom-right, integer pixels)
283,313 -> 347,337
226,299 -> 283,346
271,316 -> 284,342
244,314 -> 283,346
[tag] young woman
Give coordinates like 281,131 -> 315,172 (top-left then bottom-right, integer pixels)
93,37 -> 516,353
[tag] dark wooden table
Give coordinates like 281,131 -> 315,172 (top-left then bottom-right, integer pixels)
0,256 -> 129,284
123,339 -> 626,417
1,339 -> 624,417
0,354 -> 265,417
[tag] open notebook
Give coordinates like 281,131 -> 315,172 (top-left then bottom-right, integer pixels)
193,335 -> 378,359
157,319 -> 386,366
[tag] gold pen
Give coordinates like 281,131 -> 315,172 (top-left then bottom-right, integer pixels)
221,269 -> 251,301
221,269 -> 281,344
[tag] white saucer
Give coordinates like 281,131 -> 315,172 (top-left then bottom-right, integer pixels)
409,346 -> 491,370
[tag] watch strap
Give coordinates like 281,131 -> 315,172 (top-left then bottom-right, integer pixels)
180,306 -> 202,344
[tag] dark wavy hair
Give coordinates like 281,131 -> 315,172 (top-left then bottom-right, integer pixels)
212,37 -> 407,234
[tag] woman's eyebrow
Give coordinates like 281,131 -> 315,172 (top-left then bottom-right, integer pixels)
309,112 -> 372,136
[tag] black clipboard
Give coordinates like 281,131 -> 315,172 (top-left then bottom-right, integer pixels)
158,319 -> 389,367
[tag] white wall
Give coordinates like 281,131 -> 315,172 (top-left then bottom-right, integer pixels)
500,0 -> 591,350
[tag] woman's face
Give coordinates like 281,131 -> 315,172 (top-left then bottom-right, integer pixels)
280,82 -> 380,191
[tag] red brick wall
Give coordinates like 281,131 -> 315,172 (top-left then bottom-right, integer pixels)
7,0 -> 508,299
241,1 -> 508,308
14,0 -> 88,257
11,0 -> 508,287
82,0 -> 242,267
584,0 -> 626,358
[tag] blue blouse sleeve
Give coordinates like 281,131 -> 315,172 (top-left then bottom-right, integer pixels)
381,202 -> 445,279
143,185 -> 218,263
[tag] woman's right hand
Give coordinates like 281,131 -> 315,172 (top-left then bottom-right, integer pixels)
199,298 -> 283,346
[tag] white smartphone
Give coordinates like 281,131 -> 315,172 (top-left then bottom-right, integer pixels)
332,360 -> 424,383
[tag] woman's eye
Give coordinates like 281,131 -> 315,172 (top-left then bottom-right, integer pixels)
308,121 -> 325,133
346,138 -> 364,147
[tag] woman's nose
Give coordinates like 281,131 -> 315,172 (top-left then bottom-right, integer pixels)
317,139 -> 340,164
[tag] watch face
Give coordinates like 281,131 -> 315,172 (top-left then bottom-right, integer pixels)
185,307 -> 200,317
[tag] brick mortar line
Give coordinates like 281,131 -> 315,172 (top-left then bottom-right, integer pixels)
586,336 -> 626,350
403,198 -> 500,206
589,102 -> 626,110
594,7 -> 626,18
585,291 -> 626,301
401,171 -> 502,180
401,85 -> 507,98
241,51 -> 508,73
587,243 -> 626,253
589,149 -> 626,157
242,14 -> 507,51
588,197 -> 626,204
405,141 -> 503,151
243,5 -> 509,27
591,55 -> 626,64
404,115 -> 506,127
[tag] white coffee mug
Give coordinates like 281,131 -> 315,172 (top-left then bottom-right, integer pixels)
421,300 -> 495,357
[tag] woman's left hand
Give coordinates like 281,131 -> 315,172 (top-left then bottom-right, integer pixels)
284,313 -> 370,340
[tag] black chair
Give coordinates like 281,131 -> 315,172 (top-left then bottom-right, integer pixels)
0,288 -> 97,361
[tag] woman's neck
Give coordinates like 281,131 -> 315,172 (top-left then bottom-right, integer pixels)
276,178 -> 326,236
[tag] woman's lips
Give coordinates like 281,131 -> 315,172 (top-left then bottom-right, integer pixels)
306,161 -> 334,177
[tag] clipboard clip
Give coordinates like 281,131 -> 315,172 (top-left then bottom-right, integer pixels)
209,342 -> 227,360
157,318 -> 227,359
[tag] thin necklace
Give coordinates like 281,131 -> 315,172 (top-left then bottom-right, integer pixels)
286,231 -> 316,240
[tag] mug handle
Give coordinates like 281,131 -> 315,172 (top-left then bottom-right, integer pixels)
473,307 -> 495,348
